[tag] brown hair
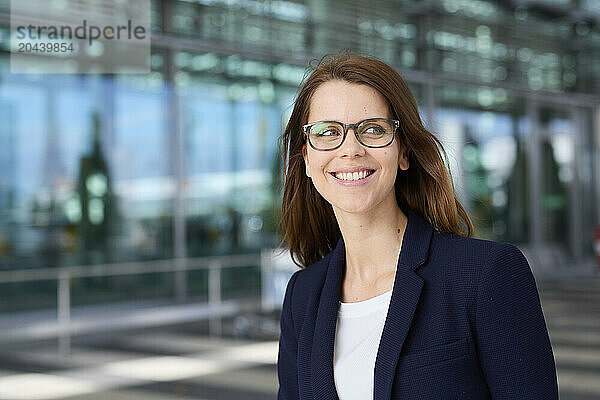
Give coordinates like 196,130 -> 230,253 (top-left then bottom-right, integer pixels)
276,52 -> 474,269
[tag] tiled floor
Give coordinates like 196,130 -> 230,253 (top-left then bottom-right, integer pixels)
539,278 -> 600,400
0,333 -> 279,400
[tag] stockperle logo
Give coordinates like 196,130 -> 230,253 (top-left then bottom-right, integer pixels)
11,0 -> 150,74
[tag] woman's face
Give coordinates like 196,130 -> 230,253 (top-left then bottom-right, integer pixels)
302,79 -> 409,215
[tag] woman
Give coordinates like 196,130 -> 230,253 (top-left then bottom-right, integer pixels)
276,52 -> 558,400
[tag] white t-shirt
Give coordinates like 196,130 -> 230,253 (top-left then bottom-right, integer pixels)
333,289 -> 393,400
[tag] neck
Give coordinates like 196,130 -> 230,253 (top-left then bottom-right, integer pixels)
333,196 -> 407,283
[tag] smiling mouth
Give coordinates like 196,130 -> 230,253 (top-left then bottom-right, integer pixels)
330,170 -> 375,181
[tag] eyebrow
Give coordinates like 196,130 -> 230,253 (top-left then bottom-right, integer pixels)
307,117 -> 388,124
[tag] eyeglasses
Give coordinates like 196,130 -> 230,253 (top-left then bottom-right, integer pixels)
302,118 -> 401,151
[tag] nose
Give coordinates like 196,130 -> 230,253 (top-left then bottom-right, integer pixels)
338,127 -> 365,157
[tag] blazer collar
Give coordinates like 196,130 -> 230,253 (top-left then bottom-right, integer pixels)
311,200 -> 433,400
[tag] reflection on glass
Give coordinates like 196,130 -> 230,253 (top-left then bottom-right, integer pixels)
0,71 -> 181,312
539,107 -> 572,253
437,86 -> 528,243
179,75 -> 294,258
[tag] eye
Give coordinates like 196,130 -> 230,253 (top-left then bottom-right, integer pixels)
320,129 -> 340,136
313,124 -> 342,137
361,125 -> 386,136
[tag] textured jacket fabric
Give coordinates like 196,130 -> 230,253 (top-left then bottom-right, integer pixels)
277,201 -> 558,400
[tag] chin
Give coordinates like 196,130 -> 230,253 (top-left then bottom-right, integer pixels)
332,202 -> 374,215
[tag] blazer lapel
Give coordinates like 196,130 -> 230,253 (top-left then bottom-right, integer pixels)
374,202 -> 433,400
311,201 -> 433,400
311,236 -> 345,400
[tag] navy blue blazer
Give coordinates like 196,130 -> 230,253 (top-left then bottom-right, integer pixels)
277,201 -> 558,399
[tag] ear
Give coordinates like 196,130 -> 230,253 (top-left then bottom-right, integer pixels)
398,147 -> 409,171
302,143 -> 311,177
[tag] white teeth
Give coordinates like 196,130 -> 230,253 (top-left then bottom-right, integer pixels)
334,170 -> 373,181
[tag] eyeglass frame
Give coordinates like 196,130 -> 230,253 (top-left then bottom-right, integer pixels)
302,117 -> 402,151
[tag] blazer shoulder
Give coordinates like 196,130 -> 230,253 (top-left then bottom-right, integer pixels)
433,231 -> 529,262
433,230 -> 497,254
429,231 -> 530,280
434,229 -> 524,247
293,250 -> 332,291
284,251 -> 333,332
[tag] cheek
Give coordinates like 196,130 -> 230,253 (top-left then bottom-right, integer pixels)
313,162 -> 327,177
383,149 -> 398,162
381,150 -> 399,166
307,153 -> 328,172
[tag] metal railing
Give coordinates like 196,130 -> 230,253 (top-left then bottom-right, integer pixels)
0,253 -> 262,356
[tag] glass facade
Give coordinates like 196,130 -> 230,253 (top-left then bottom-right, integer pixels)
435,84 -> 530,242
0,0 -> 598,313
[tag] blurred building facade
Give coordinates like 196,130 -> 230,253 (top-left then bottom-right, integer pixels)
0,0 -> 598,313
